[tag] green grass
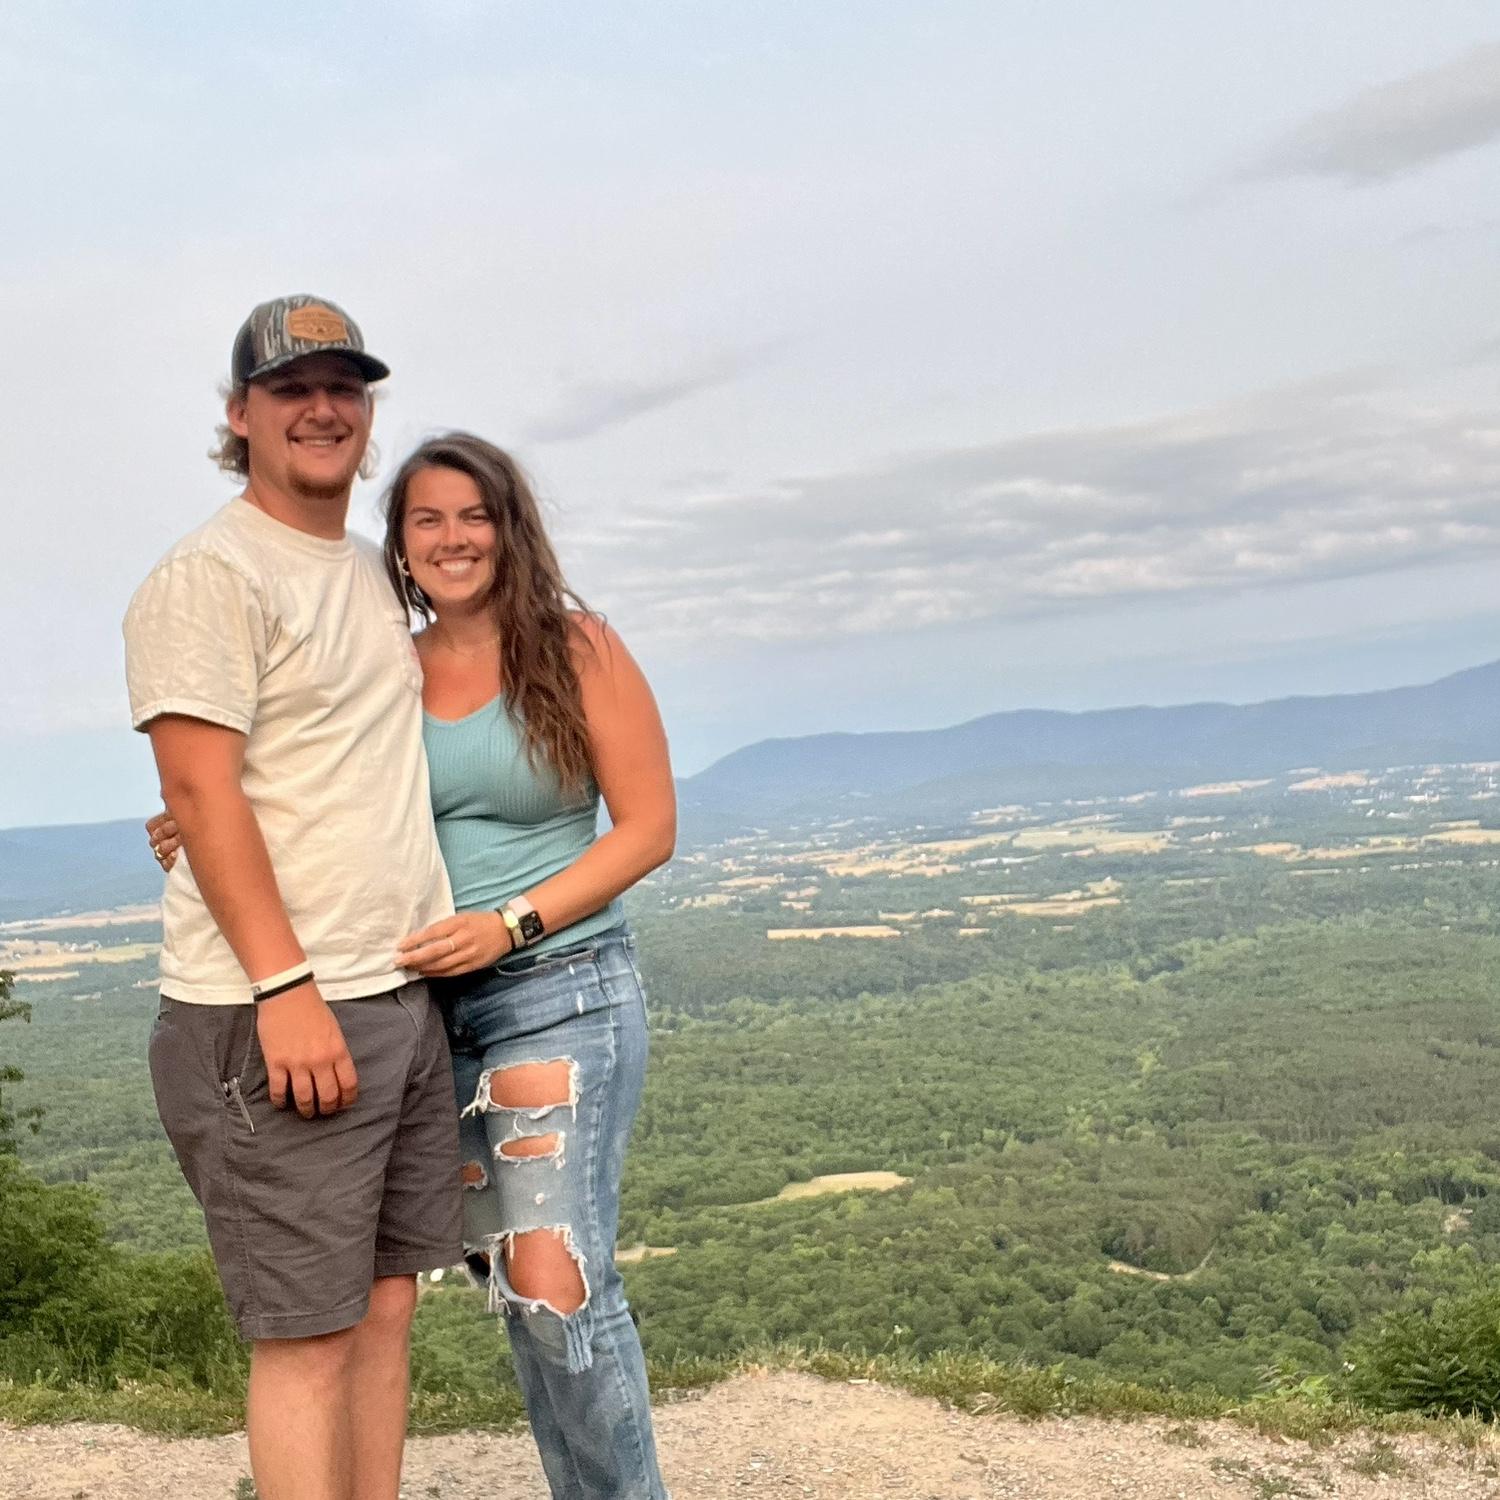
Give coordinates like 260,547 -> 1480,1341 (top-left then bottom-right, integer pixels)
405,1351 -> 732,1434
0,1378 -> 244,1437
1,1342 -> 1494,1453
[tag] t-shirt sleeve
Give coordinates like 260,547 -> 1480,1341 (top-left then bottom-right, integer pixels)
123,551 -> 267,734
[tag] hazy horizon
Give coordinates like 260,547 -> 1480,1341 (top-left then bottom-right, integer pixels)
9,645 -> 1500,834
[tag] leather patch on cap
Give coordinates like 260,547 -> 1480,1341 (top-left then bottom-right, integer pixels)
286,305 -> 350,343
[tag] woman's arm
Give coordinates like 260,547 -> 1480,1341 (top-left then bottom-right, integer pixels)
397,618 -> 675,975
528,616 -> 677,925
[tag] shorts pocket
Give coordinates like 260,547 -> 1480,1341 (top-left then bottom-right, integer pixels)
215,1006 -> 261,1130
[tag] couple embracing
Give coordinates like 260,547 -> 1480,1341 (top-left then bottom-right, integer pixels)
124,294 -> 674,1500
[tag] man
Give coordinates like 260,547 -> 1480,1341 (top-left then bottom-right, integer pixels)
123,295 -> 461,1500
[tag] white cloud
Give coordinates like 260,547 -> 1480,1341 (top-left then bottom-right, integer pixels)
1245,42 -> 1500,184
561,375 -> 1500,644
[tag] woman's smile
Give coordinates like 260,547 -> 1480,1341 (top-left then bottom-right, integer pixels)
402,466 -> 500,604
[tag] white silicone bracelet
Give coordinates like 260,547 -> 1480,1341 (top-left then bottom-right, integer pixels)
250,962 -> 314,1000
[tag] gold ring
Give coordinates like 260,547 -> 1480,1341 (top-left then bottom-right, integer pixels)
448,936 -> 457,956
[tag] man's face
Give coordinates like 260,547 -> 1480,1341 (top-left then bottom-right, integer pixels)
227,353 -> 373,503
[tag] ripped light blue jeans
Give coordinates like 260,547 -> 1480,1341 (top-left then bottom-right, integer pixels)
439,927 -> 667,1500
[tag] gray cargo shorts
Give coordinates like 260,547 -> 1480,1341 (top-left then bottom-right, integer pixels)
149,981 -> 464,1341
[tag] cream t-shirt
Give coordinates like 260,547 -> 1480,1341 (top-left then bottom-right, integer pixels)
123,498 -> 453,1004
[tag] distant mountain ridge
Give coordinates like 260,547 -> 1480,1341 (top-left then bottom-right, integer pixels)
678,658 -> 1500,826
0,819 -> 159,923
6,660 -> 1500,918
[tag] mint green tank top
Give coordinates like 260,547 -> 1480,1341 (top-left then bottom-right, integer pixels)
423,696 -> 623,956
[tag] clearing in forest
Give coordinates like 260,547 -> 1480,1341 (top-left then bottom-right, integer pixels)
1176,779 -> 1272,797
1011,824 -> 1170,856
757,1171 -> 912,1204
615,1245 -> 679,1264
1000,896 -> 1122,917
1108,1249 -> 1214,1283
963,877 -> 1123,919
766,926 -> 902,941
1288,771 -> 1370,791
2,941 -> 159,971
1428,827 -> 1500,845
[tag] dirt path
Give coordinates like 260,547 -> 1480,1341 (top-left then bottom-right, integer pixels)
5,1370 -> 1500,1499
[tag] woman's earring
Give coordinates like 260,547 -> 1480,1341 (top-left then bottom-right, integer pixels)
398,554 -> 412,577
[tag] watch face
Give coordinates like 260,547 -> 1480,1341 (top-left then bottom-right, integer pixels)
519,910 -> 545,942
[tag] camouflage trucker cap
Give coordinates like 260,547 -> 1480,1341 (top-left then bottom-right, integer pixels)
230,294 -> 391,385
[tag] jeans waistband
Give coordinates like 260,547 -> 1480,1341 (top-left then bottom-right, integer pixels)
496,930 -> 610,975
432,925 -> 632,1012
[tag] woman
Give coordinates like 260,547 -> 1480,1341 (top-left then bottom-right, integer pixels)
152,432 -> 675,1500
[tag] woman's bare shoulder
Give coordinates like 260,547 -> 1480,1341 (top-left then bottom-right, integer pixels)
570,612 -> 647,694
569,609 -> 623,656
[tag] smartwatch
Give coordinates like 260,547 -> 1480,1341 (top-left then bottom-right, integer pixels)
499,897 -> 546,950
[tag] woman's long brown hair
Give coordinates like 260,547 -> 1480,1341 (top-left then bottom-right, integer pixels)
383,433 -> 597,796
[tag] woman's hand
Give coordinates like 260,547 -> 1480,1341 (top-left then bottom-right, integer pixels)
146,811 -> 181,872
396,911 -> 513,976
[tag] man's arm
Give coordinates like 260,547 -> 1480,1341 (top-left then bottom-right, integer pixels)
147,714 -> 357,1118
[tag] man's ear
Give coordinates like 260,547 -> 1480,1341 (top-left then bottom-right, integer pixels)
226,392 -> 250,439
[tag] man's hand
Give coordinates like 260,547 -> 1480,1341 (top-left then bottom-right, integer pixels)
146,718 -> 346,1113
255,983 -> 359,1118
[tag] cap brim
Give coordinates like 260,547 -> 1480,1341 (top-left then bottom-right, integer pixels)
246,348 -> 391,384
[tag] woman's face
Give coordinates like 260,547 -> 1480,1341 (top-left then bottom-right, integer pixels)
401,466 -> 498,615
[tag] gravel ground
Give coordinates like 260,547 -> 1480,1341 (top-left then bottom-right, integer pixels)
5,1370 -> 1500,1499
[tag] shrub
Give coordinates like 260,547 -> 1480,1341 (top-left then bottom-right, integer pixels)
0,1155 -> 242,1391
1344,1285 -> 1500,1418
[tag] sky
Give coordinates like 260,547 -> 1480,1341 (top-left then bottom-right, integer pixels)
3,2 -> 1500,827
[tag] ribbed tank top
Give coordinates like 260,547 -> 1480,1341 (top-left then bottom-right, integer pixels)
423,696 -> 623,956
